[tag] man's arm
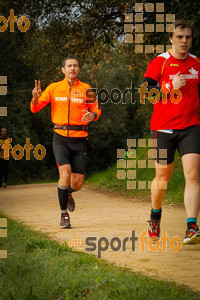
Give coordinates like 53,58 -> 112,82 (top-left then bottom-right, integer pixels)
81,106 -> 101,123
141,72 -> 186,104
32,80 -> 42,104
30,80 -> 51,113
82,87 -> 101,122
143,77 -> 161,92
143,72 -> 186,93
81,110 -> 96,122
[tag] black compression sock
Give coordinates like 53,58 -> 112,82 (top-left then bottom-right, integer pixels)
58,185 -> 69,210
151,207 -> 162,220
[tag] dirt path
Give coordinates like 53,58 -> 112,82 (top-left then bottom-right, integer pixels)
0,183 -> 200,291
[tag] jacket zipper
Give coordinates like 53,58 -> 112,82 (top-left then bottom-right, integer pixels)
67,83 -> 72,137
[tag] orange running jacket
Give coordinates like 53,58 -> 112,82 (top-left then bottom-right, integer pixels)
30,78 -> 101,137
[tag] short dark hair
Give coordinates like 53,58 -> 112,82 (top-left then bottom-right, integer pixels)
62,55 -> 80,68
168,20 -> 194,40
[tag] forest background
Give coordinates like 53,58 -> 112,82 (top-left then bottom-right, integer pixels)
0,0 -> 199,184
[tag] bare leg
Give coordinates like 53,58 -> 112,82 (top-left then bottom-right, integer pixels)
71,173 -> 84,191
151,162 -> 174,209
182,153 -> 200,219
58,164 -> 71,187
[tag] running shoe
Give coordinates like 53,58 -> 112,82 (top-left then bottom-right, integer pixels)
183,224 -> 200,244
60,213 -> 71,229
2,183 -> 6,188
147,219 -> 161,240
67,193 -> 75,212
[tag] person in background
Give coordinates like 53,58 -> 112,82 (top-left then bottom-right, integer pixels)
0,128 -> 12,188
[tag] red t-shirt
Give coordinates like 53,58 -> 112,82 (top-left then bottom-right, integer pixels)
144,51 -> 200,130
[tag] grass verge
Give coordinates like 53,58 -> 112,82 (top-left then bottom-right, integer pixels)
0,214 -> 200,299
87,147 -> 185,204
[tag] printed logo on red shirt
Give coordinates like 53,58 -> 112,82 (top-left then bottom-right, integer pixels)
169,68 -> 198,80
188,67 -> 198,76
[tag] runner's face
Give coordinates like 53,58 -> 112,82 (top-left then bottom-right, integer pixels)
0,128 -> 7,138
170,27 -> 192,57
62,59 -> 80,80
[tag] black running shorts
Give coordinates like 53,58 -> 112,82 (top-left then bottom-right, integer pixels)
53,132 -> 87,174
150,125 -> 200,165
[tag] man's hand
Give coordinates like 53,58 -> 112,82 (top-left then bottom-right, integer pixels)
82,110 -> 95,122
32,80 -> 42,104
172,71 -> 186,89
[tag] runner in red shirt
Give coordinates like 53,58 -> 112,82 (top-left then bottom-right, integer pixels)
143,20 -> 200,244
31,55 -> 101,229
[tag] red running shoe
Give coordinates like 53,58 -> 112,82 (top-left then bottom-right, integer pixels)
147,219 -> 161,240
183,224 -> 200,244
60,213 -> 71,229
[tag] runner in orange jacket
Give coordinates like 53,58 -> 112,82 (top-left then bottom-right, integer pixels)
31,55 -> 101,228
